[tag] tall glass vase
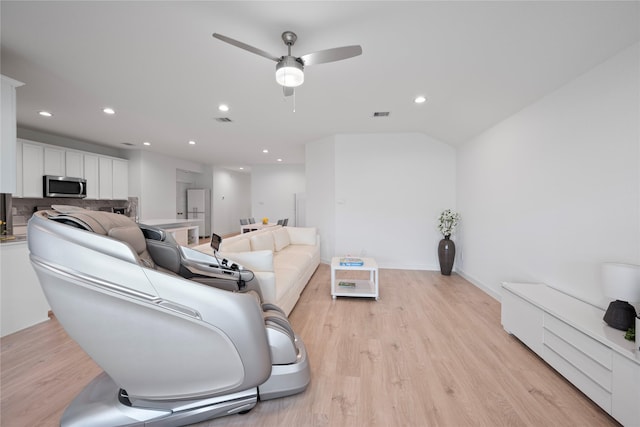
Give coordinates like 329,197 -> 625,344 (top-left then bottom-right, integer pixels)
438,236 -> 455,276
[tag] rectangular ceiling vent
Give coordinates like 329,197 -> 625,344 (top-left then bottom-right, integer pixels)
372,111 -> 390,117
216,117 -> 233,123
121,142 -> 135,146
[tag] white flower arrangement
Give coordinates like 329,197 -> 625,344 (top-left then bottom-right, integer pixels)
437,209 -> 460,238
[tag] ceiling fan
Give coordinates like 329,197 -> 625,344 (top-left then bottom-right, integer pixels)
212,31 -> 362,97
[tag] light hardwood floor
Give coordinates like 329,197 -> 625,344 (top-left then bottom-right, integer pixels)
1,264 -> 619,426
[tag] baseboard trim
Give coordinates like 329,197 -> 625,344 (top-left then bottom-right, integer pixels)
455,269 -> 501,302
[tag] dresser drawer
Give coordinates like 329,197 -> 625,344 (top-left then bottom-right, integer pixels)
544,330 -> 612,391
543,344 -> 612,413
544,314 -> 612,369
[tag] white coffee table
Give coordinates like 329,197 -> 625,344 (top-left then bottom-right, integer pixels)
331,257 -> 379,300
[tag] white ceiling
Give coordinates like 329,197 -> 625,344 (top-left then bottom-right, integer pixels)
2,1 -> 639,170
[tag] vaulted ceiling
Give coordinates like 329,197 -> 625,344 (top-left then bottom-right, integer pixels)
2,1 -> 638,170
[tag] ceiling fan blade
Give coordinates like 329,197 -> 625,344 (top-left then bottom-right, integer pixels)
212,33 -> 280,62
300,45 -> 362,66
283,86 -> 294,97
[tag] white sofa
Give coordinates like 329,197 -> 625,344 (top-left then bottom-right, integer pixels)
193,226 -> 320,315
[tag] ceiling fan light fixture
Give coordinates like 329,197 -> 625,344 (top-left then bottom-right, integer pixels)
275,57 -> 304,87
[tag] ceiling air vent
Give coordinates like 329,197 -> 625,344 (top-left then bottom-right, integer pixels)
122,142 -> 135,146
372,111 -> 390,117
216,117 -> 233,123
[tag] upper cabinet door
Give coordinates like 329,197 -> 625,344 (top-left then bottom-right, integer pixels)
83,154 -> 99,199
21,142 -> 44,198
43,146 -> 65,176
98,157 -> 113,200
65,151 -> 83,178
112,159 -> 128,200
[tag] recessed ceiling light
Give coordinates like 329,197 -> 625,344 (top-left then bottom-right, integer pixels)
218,104 -> 229,112
277,158 -> 283,162
103,107 -> 115,115
38,111 -> 53,117
414,95 -> 427,104
143,141 -> 151,146
239,167 -> 244,170
188,140 -> 196,145
262,149 -> 269,153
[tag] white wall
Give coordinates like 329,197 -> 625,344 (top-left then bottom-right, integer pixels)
128,150 -> 205,220
457,43 -> 640,304
211,167 -> 251,236
306,133 -> 456,267
251,164 -> 305,225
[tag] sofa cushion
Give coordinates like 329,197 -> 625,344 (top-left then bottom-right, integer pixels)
273,251 -> 313,274
221,238 -> 251,253
250,232 -> 275,252
220,250 -> 274,272
287,227 -> 317,246
274,266 -> 302,301
273,228 -> 291,252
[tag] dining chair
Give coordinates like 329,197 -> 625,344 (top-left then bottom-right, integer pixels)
240,218 -> 249,225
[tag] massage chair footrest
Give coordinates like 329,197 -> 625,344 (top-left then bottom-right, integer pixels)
258,333 -> 311,400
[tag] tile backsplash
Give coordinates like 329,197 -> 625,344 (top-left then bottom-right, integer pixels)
13,197 -> 138,222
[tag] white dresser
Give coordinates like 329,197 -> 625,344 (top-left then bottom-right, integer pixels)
501,282 -> 639,426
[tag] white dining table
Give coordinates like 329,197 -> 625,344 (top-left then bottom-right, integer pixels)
240,223 -> 278,233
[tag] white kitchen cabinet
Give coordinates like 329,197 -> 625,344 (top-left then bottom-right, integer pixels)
112,158 -> 129,200
43,146 -> 65,176
83,154 -> 99,199
21,141 -> 44,198
65,150 -> 84,178
98,157 -> 113,199
1,241 -> 50,337
0,75 -> 24,194
13,139 -> 128,201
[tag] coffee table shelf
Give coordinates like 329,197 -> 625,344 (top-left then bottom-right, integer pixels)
331,257 -> 379,300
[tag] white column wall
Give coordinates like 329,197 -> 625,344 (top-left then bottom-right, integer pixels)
211,167 -> 251,236
457,43 -> 640,304
306,136 -> 336,262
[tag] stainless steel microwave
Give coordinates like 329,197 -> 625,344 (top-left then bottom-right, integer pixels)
43,175 -> 87,198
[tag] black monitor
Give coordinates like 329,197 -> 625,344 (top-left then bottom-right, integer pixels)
210,233 -> 222,252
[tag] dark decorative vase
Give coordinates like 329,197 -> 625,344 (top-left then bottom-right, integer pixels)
438,236 -> 455,276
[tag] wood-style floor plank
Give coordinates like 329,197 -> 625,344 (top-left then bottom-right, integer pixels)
1,264 -> 619,426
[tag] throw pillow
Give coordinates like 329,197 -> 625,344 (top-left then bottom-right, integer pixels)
250,232 -> 275,252
273,228 -> 291,251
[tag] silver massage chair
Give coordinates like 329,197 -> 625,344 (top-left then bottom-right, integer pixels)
27,207 -> 310,426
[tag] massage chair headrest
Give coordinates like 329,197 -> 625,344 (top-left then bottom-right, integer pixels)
46,205 -> 155,268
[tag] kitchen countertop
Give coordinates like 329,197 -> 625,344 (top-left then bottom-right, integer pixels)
139,219 -> 202,228
0,235 -> 28,245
